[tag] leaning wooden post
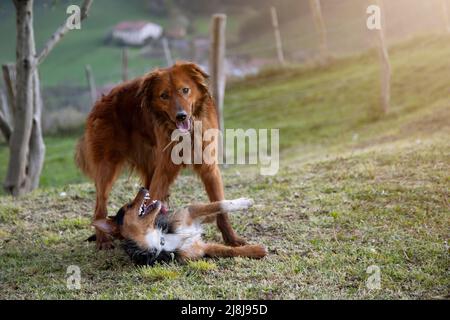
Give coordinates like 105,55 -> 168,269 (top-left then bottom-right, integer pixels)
373,0 -> 391,114
85,65 -> 97,105
270,7 -> 285,66
442,0 -> 450,33
162,37 -> 173,67
122,47 -> 129,82
309,0 -> 329,64
209,14 -> 226,132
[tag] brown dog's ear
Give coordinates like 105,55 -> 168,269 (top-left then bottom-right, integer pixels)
92,218 -> 119,236
178,62 -> 211,96
137,71 -> 159,109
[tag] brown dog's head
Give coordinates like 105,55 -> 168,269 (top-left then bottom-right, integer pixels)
137,62 -> 210,133
92,187 -> 162,245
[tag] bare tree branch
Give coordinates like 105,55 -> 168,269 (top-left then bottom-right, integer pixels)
0,92 -> 12,142
35,0 -> 93,66
0,113 -> 11,142
2,64 -> 16,114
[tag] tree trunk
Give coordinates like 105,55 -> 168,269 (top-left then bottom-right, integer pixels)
5,0 -> 36,196
4,0 -> 92,196
28,71 -> 45,190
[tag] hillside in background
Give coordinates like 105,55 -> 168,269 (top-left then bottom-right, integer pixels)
0,0 -> 446,88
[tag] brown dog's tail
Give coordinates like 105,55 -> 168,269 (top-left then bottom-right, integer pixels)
75,135 -> 91,178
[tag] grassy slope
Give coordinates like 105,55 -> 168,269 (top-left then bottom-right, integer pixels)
0,35 -> 449,299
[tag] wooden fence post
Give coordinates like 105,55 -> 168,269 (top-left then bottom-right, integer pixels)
309,0 -> 329,64
85,65 -> 97,105
374,0 -> 391,114
270,6 -> 285,66
442,0 -> 450,33
162,37 -> 174,66
122,47 -> 129,82
209,14 -> 226,132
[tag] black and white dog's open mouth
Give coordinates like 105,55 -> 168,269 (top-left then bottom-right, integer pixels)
139,192 -> 159,216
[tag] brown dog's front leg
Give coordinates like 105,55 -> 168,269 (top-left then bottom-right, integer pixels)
195,164 -> 246,246
93,161 -> 122,250
148,161 -> 181,204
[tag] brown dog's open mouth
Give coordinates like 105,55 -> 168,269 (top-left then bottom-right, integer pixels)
139,192 -> 159,216
176,118 -> 191,133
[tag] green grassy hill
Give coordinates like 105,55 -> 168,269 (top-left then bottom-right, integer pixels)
0,35 -> 448,299
225,35 -> 450,155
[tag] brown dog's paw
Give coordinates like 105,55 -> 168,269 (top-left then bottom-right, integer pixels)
95,231 -> 115,250
96,240 -> 115,250
246,244 -> 268,259
224,235 -> 247,247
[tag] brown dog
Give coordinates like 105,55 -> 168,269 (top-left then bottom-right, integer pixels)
92,188 -> 267,265
76,62 -> 244,249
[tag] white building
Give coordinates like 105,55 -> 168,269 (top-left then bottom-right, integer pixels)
112,21 -> 163,46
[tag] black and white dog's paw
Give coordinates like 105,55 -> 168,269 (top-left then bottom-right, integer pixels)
221,198 -> 254,212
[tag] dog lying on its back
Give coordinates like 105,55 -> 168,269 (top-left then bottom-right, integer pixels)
92,188 -> 267,265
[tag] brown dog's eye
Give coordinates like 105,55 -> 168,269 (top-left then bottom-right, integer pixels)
182,87 -> 190,95
160,92 -> 169,100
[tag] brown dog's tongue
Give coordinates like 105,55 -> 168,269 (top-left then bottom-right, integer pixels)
160,205 -> 168,215
176,119 -> 190,132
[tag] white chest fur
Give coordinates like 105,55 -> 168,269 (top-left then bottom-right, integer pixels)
144,229 -> 163,251
144,222 -> 203,252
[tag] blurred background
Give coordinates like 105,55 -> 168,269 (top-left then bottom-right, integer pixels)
0,0 -> 449,188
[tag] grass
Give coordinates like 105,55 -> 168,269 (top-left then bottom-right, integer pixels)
0,133 -> 86,192
0,134 -> 448,299
0,35 -> 449,299
139,265 -> 181,281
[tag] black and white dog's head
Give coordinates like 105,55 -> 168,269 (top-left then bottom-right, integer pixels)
92,187 -> 176,265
